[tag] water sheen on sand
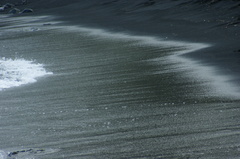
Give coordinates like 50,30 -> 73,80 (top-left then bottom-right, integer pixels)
0,15 -> 240,159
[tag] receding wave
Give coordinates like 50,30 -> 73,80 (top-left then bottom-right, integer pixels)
0,57 -> 52,91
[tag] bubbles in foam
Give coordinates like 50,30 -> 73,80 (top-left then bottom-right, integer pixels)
0,57 -> 52,91
0,150 -> 6,159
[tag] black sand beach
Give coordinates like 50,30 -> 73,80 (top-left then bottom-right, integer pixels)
2,0 -> 240,80
1,0 -> 240,159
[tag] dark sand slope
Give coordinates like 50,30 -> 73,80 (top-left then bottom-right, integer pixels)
1,1 -> 240,159
2,0 -> 239,91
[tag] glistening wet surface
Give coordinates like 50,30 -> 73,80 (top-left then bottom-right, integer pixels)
0,16 -> 239,159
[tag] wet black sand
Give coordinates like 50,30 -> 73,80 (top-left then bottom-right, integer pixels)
1,1 -> 240,158
2,0 -> 240,87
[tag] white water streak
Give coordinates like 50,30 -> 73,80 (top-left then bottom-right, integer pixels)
60,24 -> 240,99
2,15 -> 239,98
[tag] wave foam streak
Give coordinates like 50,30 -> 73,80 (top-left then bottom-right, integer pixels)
0,57 -> 52,91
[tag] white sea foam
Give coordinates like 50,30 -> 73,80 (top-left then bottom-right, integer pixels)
2,15 -> 239,98
0,57 -> 52,91
0,150 -> 6,159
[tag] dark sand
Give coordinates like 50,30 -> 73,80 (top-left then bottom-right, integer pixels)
1,1 -> 240,158
2,0 -> 239,87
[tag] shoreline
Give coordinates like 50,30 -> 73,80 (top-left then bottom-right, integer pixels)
1,2 -> 240,158
1,0 -> 240,97
37,1 -> 240,85
2,14 -> 240,99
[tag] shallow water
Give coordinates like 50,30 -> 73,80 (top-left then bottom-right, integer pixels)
0,15 -> 240,159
